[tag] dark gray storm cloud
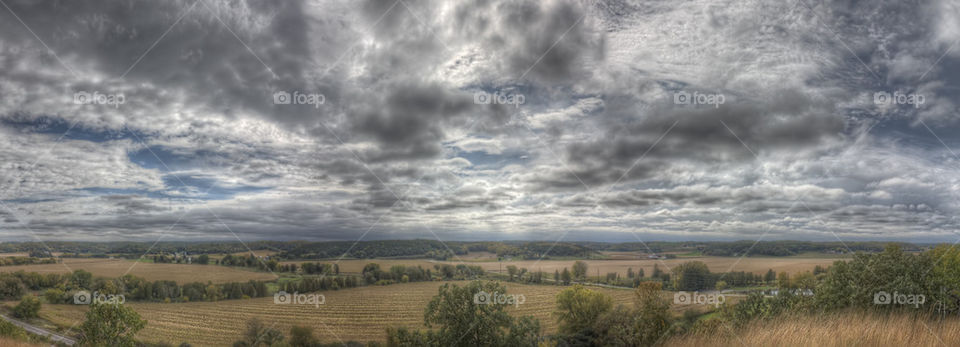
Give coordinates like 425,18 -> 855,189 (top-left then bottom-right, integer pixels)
0,0 -> 958,242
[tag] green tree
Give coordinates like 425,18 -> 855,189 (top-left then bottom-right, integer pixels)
387,281 -> 540,346
673,261 -> 712,291
792,272 -> 817,290
506,265 -> 518,282
44,288 -> 66,304
233,318 -> 284,347
572,261 -> 588,281
197,254 -> 210,265
72,270 -> 93,289
555,285 -> 613,334
289,325 -> 317,347
0,277 -> 25,300
631,281 -> 672,345
77,303 -> 147,347
764,269 -> 776,284
776,272 -> 790,289
561,268 -> 572,285
816,244 -> 934,311
12,295 -> 40,319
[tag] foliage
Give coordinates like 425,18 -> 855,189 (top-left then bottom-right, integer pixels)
815,244 -> 934,311
555,285 -> 613,334
44,288 -> 67,304
12,295 -> 40,319
289,325 -> 318,347
232,318 -> 284,347
672,261 -> 713,291
0,276 -> 26,300
571,261 -> 588,280
77,302 -> 147,347
386,281 -> 540,347
0,319 -> 30,341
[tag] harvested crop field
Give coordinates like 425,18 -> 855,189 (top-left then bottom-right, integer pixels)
41,281 -> 701,346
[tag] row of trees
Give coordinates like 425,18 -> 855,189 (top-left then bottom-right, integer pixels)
279,275 -> 362,293
0,269 -> 275,303
0,256 -> 58,267
361,263 -> 485,285
381,280 -> 677,346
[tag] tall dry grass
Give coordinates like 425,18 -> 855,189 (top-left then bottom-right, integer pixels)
665,311 -> 960,347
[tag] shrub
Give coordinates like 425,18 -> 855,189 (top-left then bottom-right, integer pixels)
12,295 -> 40,319
555,285 -> 613,334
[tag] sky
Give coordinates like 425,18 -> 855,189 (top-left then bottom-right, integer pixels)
0,0 -> 959,243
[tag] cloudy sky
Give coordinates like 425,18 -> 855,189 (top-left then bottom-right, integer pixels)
0,0 -> 958,243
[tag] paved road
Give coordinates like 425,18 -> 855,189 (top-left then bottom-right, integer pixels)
0,314 -> 76,346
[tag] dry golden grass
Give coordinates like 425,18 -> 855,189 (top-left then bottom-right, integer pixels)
40,281 -> 685,346
665,311 -> 960,347
0,258 -> 276,284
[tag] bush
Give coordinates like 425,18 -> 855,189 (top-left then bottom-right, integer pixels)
77,303 -> 147,347
672,261 -> 713,291
0,276 -> 25,300
43,288 -> 66,304
386,281 -> 541,346
12,295 -> 40,319
555,285 -> 613,334
0,319 -> 29,340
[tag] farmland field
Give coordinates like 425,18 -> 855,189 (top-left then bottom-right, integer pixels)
283,254 -> 841,278
0,258 -> 276,284
40,281 -> 713,346
436,255 -> 844,277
